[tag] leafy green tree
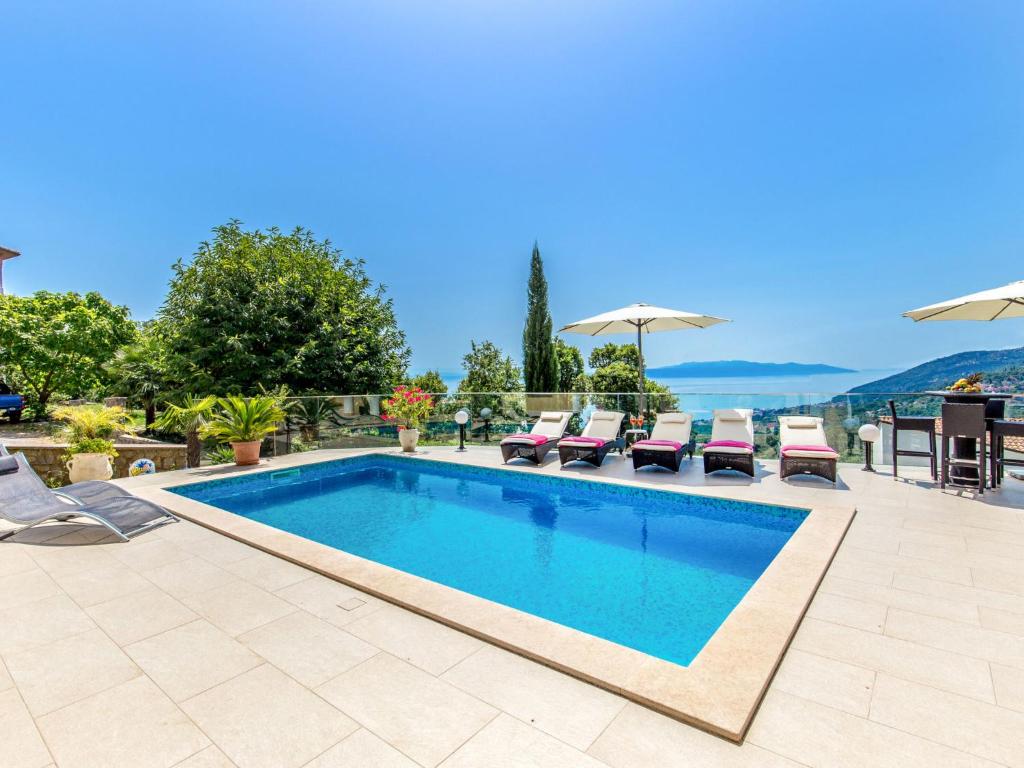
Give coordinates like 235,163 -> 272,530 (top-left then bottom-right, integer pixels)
522,243 -> 558,392
554,338 -> 585,392
587,343 -> 676,415
408,370 -> 448,395
0,291 -> 137,411
104,325 -> 171,428
158,220 -> 409,395
588,342 -> 640,371
458,340 -> 522,416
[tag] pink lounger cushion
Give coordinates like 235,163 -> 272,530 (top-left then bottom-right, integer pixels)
559,436 -> 608,446
782,444 -> 839,457
633,440 -> 683,451
501,433 -> 550,446
705,440 -> 754,451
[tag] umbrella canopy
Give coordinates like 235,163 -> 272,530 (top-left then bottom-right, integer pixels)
903,280 -> 1024,322
559,303 -> 729,412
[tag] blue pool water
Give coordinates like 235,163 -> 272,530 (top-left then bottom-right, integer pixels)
170,455 -> 807,665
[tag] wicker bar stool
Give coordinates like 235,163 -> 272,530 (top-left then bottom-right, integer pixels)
939,403 -> 987,493
887,400 -> 937,480
990,419 -> 1024,487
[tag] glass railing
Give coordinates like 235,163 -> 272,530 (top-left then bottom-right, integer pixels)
271,391 -> 1024,465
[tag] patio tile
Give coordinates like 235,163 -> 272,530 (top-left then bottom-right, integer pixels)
53,561 -> 153,607
0,547 -> 38,577
893,573 -> 1024,614
0,568 -> 61,610
791,617 -> 994,701
142,556 -> 238,599
182,664 -> 357,768
442,644 -> 626,750
770,648 -> 875,717
173,746 -> 238,767
440,713 -> 605,768
884,608 -> 1024,669
747,689 -> 1001,768
992,664 -> 1024,713
6,628 -> 141,716
183,580 -> 296,637
345,604 -> 483,675
978,606 -> 1024,636
805,592 -> 887,633
316,653 -> 497,768
0,657 -> 12,691
125,619 -> 262,702
972,566 -> 1024,596
819,575 -> 980,624
832,545 -> 973,585
28,542 -> 120,579
238,610 -> 377,688
302,729 -> 417,768
186,535 -> 260,566
275,575 -> 383,628
824,558 -> 894,586
588,702 -> 800,768
0,688 -> 53,768
0,594 -> 96,655
900,541 -> 1024,575
108,537 -> 193,571
225,552 -> 314,592
37,676 -> 209,768
86,586 -> 198,645
869,673 -> 1024,767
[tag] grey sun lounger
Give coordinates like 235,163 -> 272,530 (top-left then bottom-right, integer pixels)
0,450 -> 178,542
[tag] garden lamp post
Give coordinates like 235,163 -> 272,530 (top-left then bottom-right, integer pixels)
455,409 -> 470,451
480,407 -> 492,442
858,423 -> 881,472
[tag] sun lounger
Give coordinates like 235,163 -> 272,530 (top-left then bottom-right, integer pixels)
779,416 -> 838,483
703,409 -> 756,477
558,410 -> 625,467
0,451 -> 177,541
501,411 -> 572,464
632,412 -> 694,472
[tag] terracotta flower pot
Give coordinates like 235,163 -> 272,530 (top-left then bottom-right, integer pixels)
398,428 -> 420,453
231,440 -> 262,466
66,453 -> 114,483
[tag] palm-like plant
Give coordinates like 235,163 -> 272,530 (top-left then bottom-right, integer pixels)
203,396 -> 285,444
104,334 -> 169,428
154,395 -> 217,468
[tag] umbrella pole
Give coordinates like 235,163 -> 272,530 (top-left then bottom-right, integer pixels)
636,323 -> 646,416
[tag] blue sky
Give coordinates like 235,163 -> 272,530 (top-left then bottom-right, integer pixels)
3,1 -> 1023,375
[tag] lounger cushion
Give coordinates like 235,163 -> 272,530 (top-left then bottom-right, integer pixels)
782,445 -> 839,459
782,417 -> 820,429
559,436 -> 608,447
0,456 -> 19,475
538,412 -> 565,423
705,439 -> 754,454
716,409 -> 750,422
633,439 -> 682,452
501,433 -> 550,446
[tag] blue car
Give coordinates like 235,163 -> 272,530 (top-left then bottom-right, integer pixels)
0,382 -> 24,423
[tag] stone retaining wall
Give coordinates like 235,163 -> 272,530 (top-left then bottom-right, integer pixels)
4,441 -> 187,486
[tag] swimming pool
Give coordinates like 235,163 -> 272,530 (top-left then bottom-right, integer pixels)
171,454 -> 807,666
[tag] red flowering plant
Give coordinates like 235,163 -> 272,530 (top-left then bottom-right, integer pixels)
381,386 -> 434,431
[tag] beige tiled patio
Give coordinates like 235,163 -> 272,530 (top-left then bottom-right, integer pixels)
2,447 -> 1024,767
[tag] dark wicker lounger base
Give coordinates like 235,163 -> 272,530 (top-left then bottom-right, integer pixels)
703,451 -> 756,477
501,440 -> 556,465
632,441 -> 695,472
780,455 -> 837,483
558,438 -> 624,467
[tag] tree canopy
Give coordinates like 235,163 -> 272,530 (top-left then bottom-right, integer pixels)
0,291 -> 137,410
457,340 -> 522,393
522,243 -> 558,392
158,220 -> 409,395
554,338 -> 585,392
407,369 -> 448,395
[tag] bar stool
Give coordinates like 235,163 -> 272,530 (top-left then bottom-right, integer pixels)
887,400 -> 937,480
940,403 -> 987,493
990,419 -> 1024,487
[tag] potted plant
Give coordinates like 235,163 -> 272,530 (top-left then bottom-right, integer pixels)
202,395 -> 285,466
53,404 -> 133,482
381,386 -> 433,452
154,394 -> 217,468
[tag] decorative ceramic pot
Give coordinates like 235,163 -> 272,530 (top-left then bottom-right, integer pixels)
398,428 -> 419,453
231,440 -> 262,466
66,453 -> 114,483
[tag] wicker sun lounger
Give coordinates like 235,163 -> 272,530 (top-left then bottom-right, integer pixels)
558,410 -> 625,467
500,411 -> 572,465
779,416 -> 838,484
0,450 -> 177,542
631,412 -> 695,472
702,409 -> 756,477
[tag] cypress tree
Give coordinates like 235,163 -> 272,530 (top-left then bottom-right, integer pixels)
522,242 -> 559,392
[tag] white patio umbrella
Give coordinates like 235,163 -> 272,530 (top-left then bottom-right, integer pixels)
558,303 -> 729,412
904,280 -> 1024,322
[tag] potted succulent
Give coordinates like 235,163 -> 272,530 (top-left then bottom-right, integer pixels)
53,405 -> 133,482
202,395 -> 285,466
381,385 -> 433,452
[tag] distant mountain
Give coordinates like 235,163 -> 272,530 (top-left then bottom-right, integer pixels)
646,360 -> 855,378
848,347 -> 1024,393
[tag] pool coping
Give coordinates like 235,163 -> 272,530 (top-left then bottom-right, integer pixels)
122,449 -> 855,743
